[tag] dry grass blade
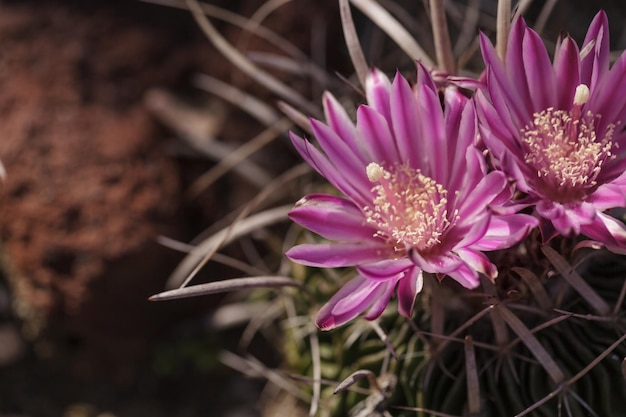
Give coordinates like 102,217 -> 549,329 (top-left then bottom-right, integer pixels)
452,0 -> 481,58
144,88 -> 272,187
334,369 -> 377,394
369,320 -> 399,360
166,205 -> 292,289
513,0 -> 535,19
185,0 -> 320,118
496,0 -> 511,60
193,73 -> 281,126
512,267 -> 552,310
533,0 -> 558,35
464,336 -> 481,416
349,0 -> 434,67
541,246 -> 611,316
495,303 -> 565,384
309,327 -> 321,417
339,0 -> 369,89
187,118 -> 293,198
141,0 -> 307,59
247,51 -> 332,87
482,275 -> 509,346
150,276 -> 305,301
219,351 -> 311,401
239,0 -> 293,54
277,101 -> 313,134
613,277 -> 626,316
429,0 -> 455,73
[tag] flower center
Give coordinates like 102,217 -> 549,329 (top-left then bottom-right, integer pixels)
364,162 -> 454,252
520,84 -> 616,202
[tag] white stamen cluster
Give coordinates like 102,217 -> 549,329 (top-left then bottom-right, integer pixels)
364,162 -> 454,252
521,89 -> 616,201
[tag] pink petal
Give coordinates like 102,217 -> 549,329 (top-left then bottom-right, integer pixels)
416,82 -> 447,182
289,194 -> 377,241
397,267 -> 423,318
315,276 -> 384,330
580,211 -> 626,248
357,258 -> 414,281
390,71 -> 422,169
364,279 -> 397,320
323,92 -> 367,164
553,37 -> 580,110
455,248 -> 497,280
310,119 -> 369,190
457,171 -> 507,220
479,32 -> 528,124
522,25 -> 557,110
365,68 -> 392,123
581,11 -> 610,89
505,17 -> 533,113
410,250 -> 464,275
445,262 -> 481,289
587,183 -> 626,210
356,105 -> 400,164
290,133 -> 370,205
286,242 -> 390,268
472,213 -> 538,251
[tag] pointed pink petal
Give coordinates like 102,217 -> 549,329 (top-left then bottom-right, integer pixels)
587,182 -> 626,210
290,133 -> 369,205
357,258 -> 414,281
472,213 -> 538,251
457,171 -> 507,220
522,26 -> 557,110
390,71 -> 422,169
286,242 -> 391,268
587,52 -> 626,134
397,267 -> 423,318
365,68 -> 392,122
455,248 -> 497,280
356,106 -> 400,164
364,279 -> 397,320
538,201 -> 596,236
416,82 -> 447,182
581,10 -> 610,89
553,37 -> 580,110
479,32 -> 528,123
445,262 -> 481,289
410,250 -> 464,275
315,276 -> 384,330
580,211 -> 626,248
289,194 -> 377,241
323,92 -> 367,164
505,17 -> 533,113
310,119 -> 370,190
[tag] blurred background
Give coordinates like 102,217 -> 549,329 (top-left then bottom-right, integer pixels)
0,1 -> 625,416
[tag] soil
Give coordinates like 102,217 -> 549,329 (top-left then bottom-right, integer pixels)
0,0 -> 337,415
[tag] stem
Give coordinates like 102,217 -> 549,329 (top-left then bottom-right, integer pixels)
429,0 -> 455,74
496,0 -> 511,61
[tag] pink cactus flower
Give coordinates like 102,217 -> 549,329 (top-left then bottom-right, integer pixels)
287,64 -> 537,330
476,11 -> 626,249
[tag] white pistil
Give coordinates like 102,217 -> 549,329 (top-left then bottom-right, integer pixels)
574,84 -> 590,106
366,162 -> 385,182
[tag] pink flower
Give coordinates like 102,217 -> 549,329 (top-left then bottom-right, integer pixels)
287,64 -> 537,330
476,11 -> 626,248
